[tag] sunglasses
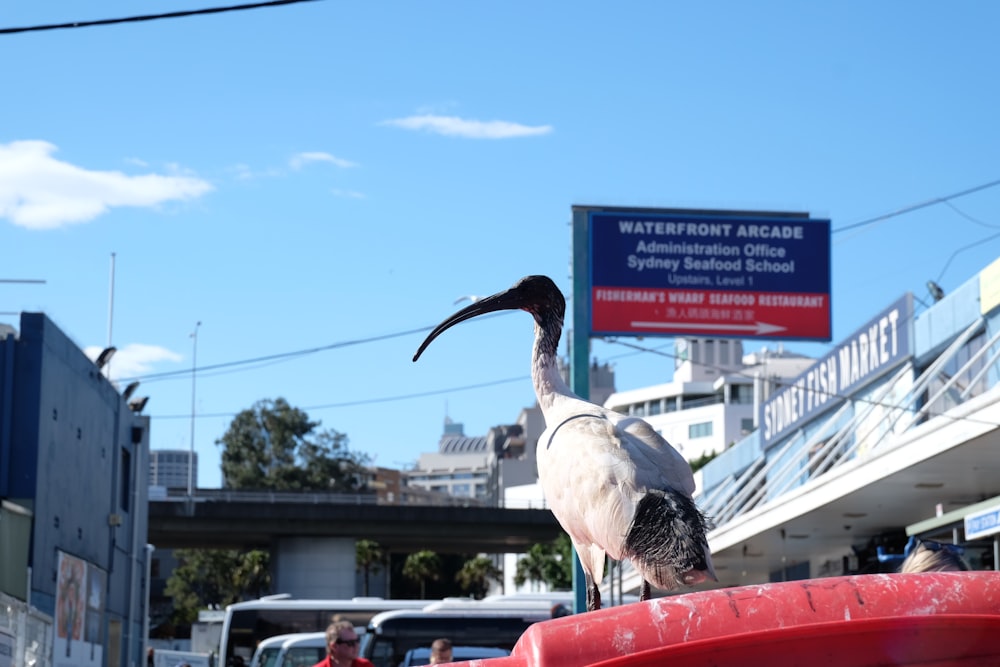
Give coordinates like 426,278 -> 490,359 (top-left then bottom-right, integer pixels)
334,639 -> 359,648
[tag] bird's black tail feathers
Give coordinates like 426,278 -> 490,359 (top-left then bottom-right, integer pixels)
623,489 -> 714,588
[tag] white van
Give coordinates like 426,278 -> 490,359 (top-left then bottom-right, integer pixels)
249,633 -> 327,667
249,634 -> 298,667
270,632 -> 328,667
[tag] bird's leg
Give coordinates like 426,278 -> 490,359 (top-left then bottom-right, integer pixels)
587,578 -> 602,612
583,573 -> 601,611
640,580 -> 651,602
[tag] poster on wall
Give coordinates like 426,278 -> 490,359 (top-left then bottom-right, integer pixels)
54,551 -> 105,667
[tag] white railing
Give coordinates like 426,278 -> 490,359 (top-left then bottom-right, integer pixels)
705,317 -> 996,529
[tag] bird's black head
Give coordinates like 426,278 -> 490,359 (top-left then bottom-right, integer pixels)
507,275 -> 565,323
412,275 -> 565,362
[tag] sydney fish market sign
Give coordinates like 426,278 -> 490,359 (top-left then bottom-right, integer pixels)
759,294 -> 913,449
581,207 -> 831,340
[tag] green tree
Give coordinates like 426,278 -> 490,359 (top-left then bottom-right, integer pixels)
689,450 -> 719,473
402,550 -> 442,599
164,549 -> 271,624
515,533 -> 572,591
356,540 -> 385,597
217,397 -> 369,491
455,556 -> 502,599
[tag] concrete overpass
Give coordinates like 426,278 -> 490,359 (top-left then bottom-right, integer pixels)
148,490 -> 562,554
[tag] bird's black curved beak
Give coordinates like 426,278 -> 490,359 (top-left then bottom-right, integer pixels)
413,287 -> 524,362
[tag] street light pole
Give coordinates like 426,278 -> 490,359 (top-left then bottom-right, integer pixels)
188,321 -> 201,498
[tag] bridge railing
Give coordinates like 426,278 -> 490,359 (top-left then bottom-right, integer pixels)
154,487 -> 380,504
150,487 -> 548,509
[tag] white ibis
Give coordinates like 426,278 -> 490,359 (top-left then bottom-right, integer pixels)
413,275 -> 716,611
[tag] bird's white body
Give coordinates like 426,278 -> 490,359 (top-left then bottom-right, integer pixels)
532,332 -> 699,592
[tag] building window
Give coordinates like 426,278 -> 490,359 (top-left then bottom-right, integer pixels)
120,447 -> 131,511
741,418 -> 754,435
688,422 -> 713,439
731,384 -> 754,404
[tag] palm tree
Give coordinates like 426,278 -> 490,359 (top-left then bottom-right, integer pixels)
355,540 -> 385,596
456,556 -> 502,599
514,544 -> 551,590
515,534 -> 572,591
402,550 -> 441,599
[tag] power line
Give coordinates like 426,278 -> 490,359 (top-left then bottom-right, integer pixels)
121,311 -> 511,384
0,0 -> 320,35
833,177 -> 1000,234
153,376 -> 531,420
118,324 -> 438,384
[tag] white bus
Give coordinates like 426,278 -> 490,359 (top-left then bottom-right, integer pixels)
219,596 -> 429,667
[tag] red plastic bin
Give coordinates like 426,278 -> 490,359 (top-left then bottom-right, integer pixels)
462,572 -> 1000,667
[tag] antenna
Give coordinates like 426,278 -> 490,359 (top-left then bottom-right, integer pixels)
105,253 -> 115,380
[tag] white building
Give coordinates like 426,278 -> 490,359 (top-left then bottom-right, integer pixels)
149,448 -> 197,489
604,339 -> 815,462
405,419 -> 492,500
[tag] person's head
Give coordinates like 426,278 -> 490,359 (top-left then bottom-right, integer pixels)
899,539 -> 969,573
429,638 -> 453,664
325,620 -> 361,664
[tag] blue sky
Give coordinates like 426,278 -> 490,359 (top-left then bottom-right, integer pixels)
3,1 -> 1000,488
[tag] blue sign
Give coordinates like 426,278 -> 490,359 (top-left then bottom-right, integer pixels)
590,210 -> 830,291
759,294 -> 914,448
587,209 -> 832,340
965,503 -> 1000,540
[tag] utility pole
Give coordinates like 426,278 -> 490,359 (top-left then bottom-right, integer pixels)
188,321 -> 201,498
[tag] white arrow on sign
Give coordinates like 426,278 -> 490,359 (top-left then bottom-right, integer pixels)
631,320 -> 788,335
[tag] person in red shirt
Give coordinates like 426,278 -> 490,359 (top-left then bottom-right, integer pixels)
310,620 -> 373,667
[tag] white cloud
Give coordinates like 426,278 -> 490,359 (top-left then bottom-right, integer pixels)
289,152 -> 358,170
380,115 -> 553,139
84,343 -> 183,383
0,140 -> 214,230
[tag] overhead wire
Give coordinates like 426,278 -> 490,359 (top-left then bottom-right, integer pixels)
0,0 -> 320,35
121,324 -> 437,384
153,375 -> 530,420
831,177 -> 1000,235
